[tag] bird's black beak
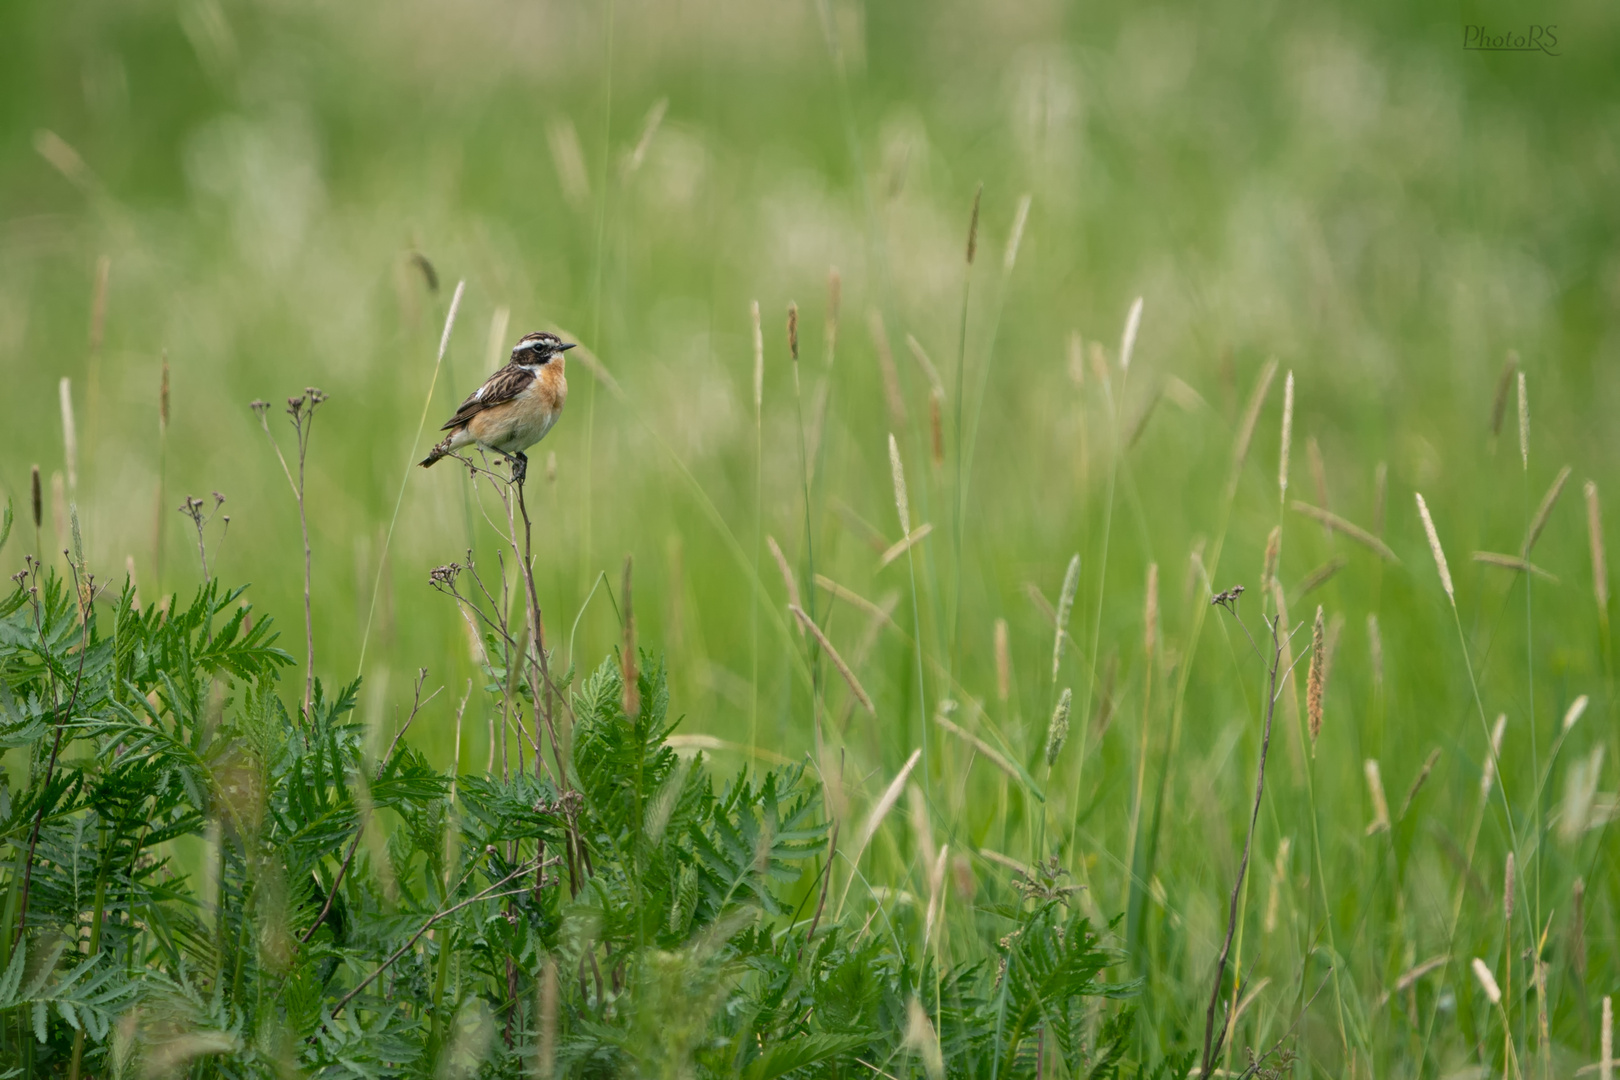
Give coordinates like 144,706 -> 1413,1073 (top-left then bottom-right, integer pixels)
559,342 -> 577,351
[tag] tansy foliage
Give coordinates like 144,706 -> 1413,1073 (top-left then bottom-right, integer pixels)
0,571 -> 1185,1078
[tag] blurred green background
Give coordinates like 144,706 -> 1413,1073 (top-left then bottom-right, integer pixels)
3,0 -> 1619,1072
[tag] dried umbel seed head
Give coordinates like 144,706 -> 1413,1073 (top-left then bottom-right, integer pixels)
428,563 -> 463,588
1045,688 -> 1072,766
1211,584 -> 1245,611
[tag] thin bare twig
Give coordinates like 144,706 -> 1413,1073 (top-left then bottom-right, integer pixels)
329,859 -> 551,1017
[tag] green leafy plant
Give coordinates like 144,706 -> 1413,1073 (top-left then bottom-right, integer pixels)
0,567 -> 1184,1077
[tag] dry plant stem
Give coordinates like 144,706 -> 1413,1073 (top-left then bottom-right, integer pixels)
514,467 -> 559,763
1202,611 -> 1282,1079
14,562 -> 92,950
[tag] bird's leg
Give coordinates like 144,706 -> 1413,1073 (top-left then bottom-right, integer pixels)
510,452 -> 529,485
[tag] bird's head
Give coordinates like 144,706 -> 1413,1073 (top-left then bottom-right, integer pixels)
512,332 -> 576,366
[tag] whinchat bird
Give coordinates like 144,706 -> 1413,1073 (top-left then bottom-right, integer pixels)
419,331 -> 572,478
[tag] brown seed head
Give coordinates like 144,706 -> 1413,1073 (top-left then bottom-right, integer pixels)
30,465 -> 41,529
787,303 -> 799,364
1307,605 -> 1326,747
160,352 -> 171,431
965,183 -> 982,265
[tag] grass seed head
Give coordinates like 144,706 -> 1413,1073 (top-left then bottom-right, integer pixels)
1414,493 -> 1454,603
888,434 -> 911,535
1587,480 -> 1609,612
1367,613 -> 1384,694
59,377 -> 77,491
1481,713 -> 1507,797
621,555 -> 638,718
1278,370 -> 1294,499
1307,606 -> 1326,746
1491,350 -> 1518,436
1397,747 -> 1441,820
1563,694 -> 1589,733
30,465 -> 41,530
1472,958 -> 1502,1005
1503,852 -> 1515,924
1363,759 -> 1390,834
1144,562 -> 1159,658
867,309 -> 907,427
1004,193 -> 1031,272
965,182 -> 982,265
1052,553 -> 1080,679
1045,688 -> 1072,766
787,302 -> 799,364
1601,995 -> 1612,1080
1522,464 -> 1571,557
1120,296 -> 1144,372
1517,369 -> 1529,469
1230,359 -> 1278,480
1262,526 -> 1281,591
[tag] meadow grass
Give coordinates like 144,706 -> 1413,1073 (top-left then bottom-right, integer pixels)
2,0 -> 1619,1075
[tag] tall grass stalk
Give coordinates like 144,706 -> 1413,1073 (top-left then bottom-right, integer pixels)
357,279 -> 464,674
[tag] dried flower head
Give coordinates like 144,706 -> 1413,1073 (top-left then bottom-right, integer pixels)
1211,584 -> 1246,611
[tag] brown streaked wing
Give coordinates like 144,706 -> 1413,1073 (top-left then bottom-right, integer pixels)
439,364 -> 536,430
